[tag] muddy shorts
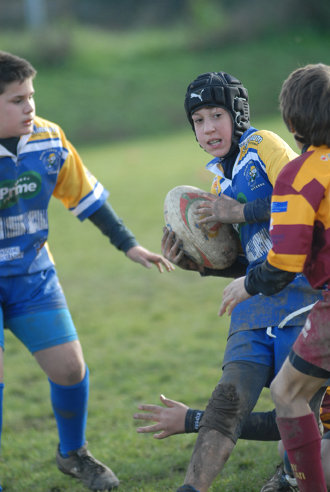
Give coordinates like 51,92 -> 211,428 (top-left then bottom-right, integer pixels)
223,325 -> 302,386
290,290 -> 330,378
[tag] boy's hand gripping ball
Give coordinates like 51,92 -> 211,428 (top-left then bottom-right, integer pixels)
164,185 -> 239,269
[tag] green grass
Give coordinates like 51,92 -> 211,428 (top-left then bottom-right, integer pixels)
1,116 -> 292,491
0,25 -> 329,144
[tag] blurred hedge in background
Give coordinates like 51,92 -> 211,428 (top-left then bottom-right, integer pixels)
0,0 -> 329,144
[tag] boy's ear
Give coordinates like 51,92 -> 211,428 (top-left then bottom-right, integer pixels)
287,120 -> 305,147
287,120 -> 296,134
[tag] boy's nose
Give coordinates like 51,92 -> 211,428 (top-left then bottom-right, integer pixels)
204,121 -> 215,133
24,101 -> 34,113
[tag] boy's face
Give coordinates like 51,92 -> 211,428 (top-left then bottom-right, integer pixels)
0,77 -> 35,138
192,106 -> 233,158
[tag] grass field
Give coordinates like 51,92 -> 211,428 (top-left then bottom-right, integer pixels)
1,117 -> 295,491
0,25 -> 329,145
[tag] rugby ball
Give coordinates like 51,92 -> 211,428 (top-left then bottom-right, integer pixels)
164,185 -> 238,269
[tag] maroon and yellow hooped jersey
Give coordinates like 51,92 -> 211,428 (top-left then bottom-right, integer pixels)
321,387 -> 330,433
268,145 -> 330,289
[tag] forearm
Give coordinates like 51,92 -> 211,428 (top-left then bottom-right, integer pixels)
243,195 -> 271,223
245,260 -> 296,296
185,407 -> 280,441
239,409 -> 280,441
88,202 -> 138,252
200,257 -> 247,279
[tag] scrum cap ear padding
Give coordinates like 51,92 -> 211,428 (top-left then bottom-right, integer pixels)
184,71 -> 250,142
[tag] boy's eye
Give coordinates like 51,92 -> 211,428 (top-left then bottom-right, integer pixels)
193,118 -> 202,124
11,94 -> 34,104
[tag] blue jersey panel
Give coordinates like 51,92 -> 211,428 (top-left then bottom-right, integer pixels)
230,274 -> 322,332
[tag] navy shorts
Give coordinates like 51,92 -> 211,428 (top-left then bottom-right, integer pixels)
223,325 -> 302,387
0,266 -> 78,353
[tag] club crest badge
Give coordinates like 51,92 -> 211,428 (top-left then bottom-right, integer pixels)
40,149 -> 61,174
244,160 -> 259,187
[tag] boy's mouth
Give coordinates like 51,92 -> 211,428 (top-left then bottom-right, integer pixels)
208,139 -> 222,145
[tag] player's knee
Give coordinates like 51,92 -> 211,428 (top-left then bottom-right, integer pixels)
56,341 -> 85,385
199,382 -> 243,442
50,354 -> 86,386
270,375 -> 293,411
270,377 -> 282,406
323,467 -> 330,489
63,357 -> 86,385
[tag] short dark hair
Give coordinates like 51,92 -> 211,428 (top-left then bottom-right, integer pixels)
0,51 -> 36,94
280,63 -> 330,147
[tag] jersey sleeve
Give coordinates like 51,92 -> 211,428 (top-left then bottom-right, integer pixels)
53,130 -> 108,221
257,130 -> 298,186
88,202 -> 138,252
267,157 -> 317,273
245,259 -> 296,296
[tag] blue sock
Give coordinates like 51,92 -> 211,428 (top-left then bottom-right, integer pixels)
283,450 -> 293,476
49,366 -> 89,457
0,382 -> 3,450
0,382 -> 4,491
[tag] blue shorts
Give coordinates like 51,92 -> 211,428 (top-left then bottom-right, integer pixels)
223,325 -> 302,387
0,267 -> 78,353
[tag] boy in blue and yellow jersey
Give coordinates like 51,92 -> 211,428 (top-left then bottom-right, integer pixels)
221,63 -> 330,492
134,71 -> 324,492
0,51 -> 173,491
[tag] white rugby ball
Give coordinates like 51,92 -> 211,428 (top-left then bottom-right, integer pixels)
164,185 -> 238,269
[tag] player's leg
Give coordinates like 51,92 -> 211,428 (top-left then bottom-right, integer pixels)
34,337 -> 88,454
6,267 -> 119,491
320,389 -> 330,489
258,322 -> 327,492
239,324 -> 307,442
272,293 -> 330,492
271,358 -> 328,492
182,360 -> 271,492
34,336 -> 85,385
0,345 -> 3,492
259,386 -> 327,492
178,326 -> 279,491
321,431 -> 330,489
0,306 -> 4,492
7,289 -> 89,455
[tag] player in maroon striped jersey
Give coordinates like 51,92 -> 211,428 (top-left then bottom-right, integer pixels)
220,63 -> 330,492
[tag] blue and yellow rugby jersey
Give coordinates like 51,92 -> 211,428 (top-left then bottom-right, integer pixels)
206,127 -> 298,269
206,128 -> 321,332
0,116 -> 108,276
